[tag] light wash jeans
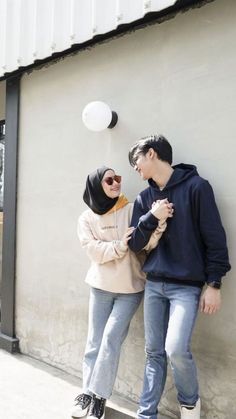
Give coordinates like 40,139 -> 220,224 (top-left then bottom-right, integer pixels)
83,287 -> 143,399
138,281 -> 202,419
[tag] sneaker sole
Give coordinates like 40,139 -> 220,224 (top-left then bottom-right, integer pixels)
71,406 -> 90,418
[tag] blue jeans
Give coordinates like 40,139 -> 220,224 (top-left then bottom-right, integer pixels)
138,281 -> 201,419
83,287 -> 143,399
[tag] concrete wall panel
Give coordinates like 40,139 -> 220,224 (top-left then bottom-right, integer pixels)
16,1 -> 236,417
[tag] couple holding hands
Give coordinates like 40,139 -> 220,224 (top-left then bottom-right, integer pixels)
72,135 -> 230,419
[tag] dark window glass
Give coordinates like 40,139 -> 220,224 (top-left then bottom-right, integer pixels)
0,121 -> 5,211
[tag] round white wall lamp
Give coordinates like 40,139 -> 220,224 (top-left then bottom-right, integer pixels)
82,101 -> 118,132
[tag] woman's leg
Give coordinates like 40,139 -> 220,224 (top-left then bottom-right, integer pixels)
83,288 -> 114,394
88,291 -> 143,399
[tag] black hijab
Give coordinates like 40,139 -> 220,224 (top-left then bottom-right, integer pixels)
83,166 -> 119,215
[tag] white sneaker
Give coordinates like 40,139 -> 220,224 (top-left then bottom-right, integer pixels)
71,393 -> 92,418
180,398 -> 201,419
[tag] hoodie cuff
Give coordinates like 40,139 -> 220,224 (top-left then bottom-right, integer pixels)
207,273 -> 222,284
139,211 -> 160,230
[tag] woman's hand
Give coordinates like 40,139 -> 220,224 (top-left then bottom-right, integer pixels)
151,199 -> 174,220
122,227 -> 135,246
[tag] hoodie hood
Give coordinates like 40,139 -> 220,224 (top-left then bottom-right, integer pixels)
148,163 -> 199,191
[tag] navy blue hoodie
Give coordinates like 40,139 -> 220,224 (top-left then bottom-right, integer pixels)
129,164 -> 231,285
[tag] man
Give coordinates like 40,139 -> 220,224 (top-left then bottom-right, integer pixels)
128,135 -> 230,419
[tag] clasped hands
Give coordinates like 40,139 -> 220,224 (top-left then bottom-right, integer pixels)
150,198 -> 174,220
122,199 -> 173,246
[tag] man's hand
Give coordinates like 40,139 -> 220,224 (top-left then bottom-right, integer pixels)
200,287 -> 221,315
151,199 -> 174,220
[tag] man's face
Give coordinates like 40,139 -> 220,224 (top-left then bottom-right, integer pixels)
134,152 -> 153,180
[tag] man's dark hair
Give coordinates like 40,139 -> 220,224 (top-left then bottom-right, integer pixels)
128,134 -> 172,166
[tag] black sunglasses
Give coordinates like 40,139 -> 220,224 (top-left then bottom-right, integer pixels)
103,175 -> 122,185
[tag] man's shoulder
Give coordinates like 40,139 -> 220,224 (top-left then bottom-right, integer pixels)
134,186 -> 151,203
187,173 -> 209,188
138,185 -> 151,198
133,186 -> 151,211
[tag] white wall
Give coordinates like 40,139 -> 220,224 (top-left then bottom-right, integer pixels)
16,0 -> 236,417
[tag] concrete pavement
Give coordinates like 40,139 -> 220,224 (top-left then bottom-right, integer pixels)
0,349 -> 171,419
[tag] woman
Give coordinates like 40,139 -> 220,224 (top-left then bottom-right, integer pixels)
71,166 -> 169,419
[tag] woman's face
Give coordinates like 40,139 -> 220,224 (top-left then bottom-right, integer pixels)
101,169 -> 121,199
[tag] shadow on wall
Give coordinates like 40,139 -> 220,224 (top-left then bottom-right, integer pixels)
159,346 -> 236,418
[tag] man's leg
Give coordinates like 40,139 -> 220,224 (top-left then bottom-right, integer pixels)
138,281 -> 169,419
165,284 -> 201,407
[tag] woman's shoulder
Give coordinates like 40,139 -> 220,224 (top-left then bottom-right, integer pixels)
79,208 -> 97,223
117,202 -> 134,213
127,202 -> 134,211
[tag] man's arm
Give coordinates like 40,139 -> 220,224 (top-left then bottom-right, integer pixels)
193,180 -> 230,314
128,196 -> 158,252
194,180 -> 230,281
128,196 -> 173,253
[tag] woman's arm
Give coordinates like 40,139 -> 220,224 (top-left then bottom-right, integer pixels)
77,213 -> 129,265
143,221 -> 167,253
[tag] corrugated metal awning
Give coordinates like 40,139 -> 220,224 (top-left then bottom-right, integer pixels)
0,0 -> 178,78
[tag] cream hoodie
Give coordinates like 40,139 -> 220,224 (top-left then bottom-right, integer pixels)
77,199 -> 166,294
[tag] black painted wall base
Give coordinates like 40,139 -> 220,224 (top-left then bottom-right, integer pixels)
0,76 -> 21,353
0,333 -> 19,353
